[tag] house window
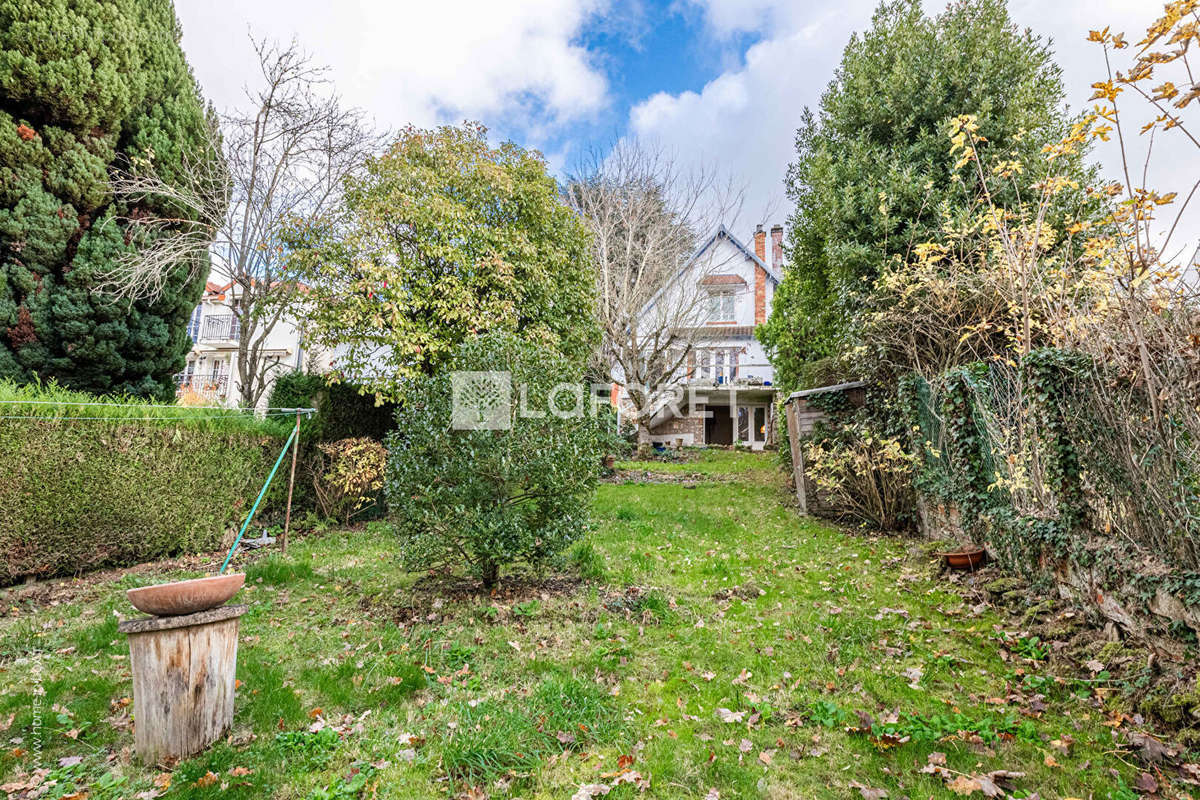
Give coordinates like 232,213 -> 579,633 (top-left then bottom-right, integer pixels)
707,291 -> 735,323
187,307 -> 202,342
698,350 -> 712,380
709,348 -> 739,383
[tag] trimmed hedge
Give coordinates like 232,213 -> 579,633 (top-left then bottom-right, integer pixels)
0,382 -> 286,583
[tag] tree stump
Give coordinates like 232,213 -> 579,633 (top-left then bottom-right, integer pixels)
119,604 -> 247,763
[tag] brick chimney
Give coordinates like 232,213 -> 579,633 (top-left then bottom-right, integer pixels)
770,224 -> 783,270
753,224 -> 766,325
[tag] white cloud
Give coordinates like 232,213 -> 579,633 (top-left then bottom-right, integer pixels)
175,0 -> 610,138
631,1 -> 876,228
634,0 -> 1200,254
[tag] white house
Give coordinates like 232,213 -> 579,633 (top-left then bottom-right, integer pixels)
626,222 -> 785,449
176,281 -> 309,409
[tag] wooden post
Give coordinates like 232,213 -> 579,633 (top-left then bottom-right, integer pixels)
119,605 -> 247,763
785,400 -> 808,514
281,410 -> 301,554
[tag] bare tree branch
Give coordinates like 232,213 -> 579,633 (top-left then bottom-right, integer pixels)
566,139 -> 747,446
102,36 -> 383,408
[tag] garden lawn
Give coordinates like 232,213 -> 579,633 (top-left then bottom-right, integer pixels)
0,451 -> 1155,799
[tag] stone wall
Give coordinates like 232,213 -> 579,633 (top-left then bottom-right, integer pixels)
648,404 -> 706,446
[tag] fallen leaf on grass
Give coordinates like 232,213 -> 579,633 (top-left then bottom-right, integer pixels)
193,771 -> 219,788
757,749 -> 774,765
1125,731 -> 1178,764
571,785 -> 610,800
848,780 -> 888,799
946,775 -> 982,795
611,770 -> 650,790
229,766 -> 252,777
1133,772 -> 1159,793
705,790 -> 719,800
716,708 -> 745,723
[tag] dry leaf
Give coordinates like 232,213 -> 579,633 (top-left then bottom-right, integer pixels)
193,771 -> 219,788
848,780 -> 888,799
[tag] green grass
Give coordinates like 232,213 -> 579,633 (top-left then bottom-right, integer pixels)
614,447 -> 773,476
0,452 -> 1165,798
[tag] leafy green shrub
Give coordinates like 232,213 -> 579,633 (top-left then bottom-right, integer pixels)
385,334 -> 608,588
0,381 -> 285,582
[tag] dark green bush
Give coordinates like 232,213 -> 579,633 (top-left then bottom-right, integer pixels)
269,372 -> 399,443
386,334 -> 609,588
0,381 -> 285,583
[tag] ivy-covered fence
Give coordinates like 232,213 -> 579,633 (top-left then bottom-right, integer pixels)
0,382 -> 288,584
902,349 -> 1200,640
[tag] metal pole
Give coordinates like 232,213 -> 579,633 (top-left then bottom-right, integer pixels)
282,409 -> 301,554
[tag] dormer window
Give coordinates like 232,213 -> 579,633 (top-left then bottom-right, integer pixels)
707,290 -> 735,323
700,274 -> 743,324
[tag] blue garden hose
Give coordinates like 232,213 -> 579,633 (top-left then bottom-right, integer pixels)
219,422 -> 300,574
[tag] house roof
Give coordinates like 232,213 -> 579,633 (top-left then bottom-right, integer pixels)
701,224 -> 784,285
203,281 -> 230,300
642,224 -> 783,315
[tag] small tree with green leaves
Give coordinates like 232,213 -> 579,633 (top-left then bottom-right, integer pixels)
385,334 -> 610,588
286,122 -> 598,399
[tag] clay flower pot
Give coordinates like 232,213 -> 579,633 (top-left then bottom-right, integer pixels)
936,547 -> 987,571
127,573 -> 245,616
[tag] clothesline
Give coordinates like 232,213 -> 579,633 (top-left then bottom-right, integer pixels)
0,399 -> 315,412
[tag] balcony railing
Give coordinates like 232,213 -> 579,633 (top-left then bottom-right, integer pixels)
199,314 -> 239,342
175,373 -> 229,401
681,362 -> 774,387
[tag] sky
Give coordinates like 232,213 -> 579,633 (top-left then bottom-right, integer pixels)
175,0 -> 1199,262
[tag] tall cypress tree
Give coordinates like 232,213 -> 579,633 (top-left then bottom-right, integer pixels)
0,0 -> 218,399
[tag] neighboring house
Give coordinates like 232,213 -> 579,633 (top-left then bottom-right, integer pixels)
176,281 -> 307,409
625,223 -> 785,450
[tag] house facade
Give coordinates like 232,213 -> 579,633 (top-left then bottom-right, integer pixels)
632,223 -> 785,449
176,281 -> 308,409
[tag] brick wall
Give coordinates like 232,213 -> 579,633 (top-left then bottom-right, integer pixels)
753,225 -> 767,325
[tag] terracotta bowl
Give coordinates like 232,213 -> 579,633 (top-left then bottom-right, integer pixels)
936,547 -> 987,571
127,573 -> 245,616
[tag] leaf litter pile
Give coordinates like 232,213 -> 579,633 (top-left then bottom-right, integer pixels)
1,449 -> 1197,799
